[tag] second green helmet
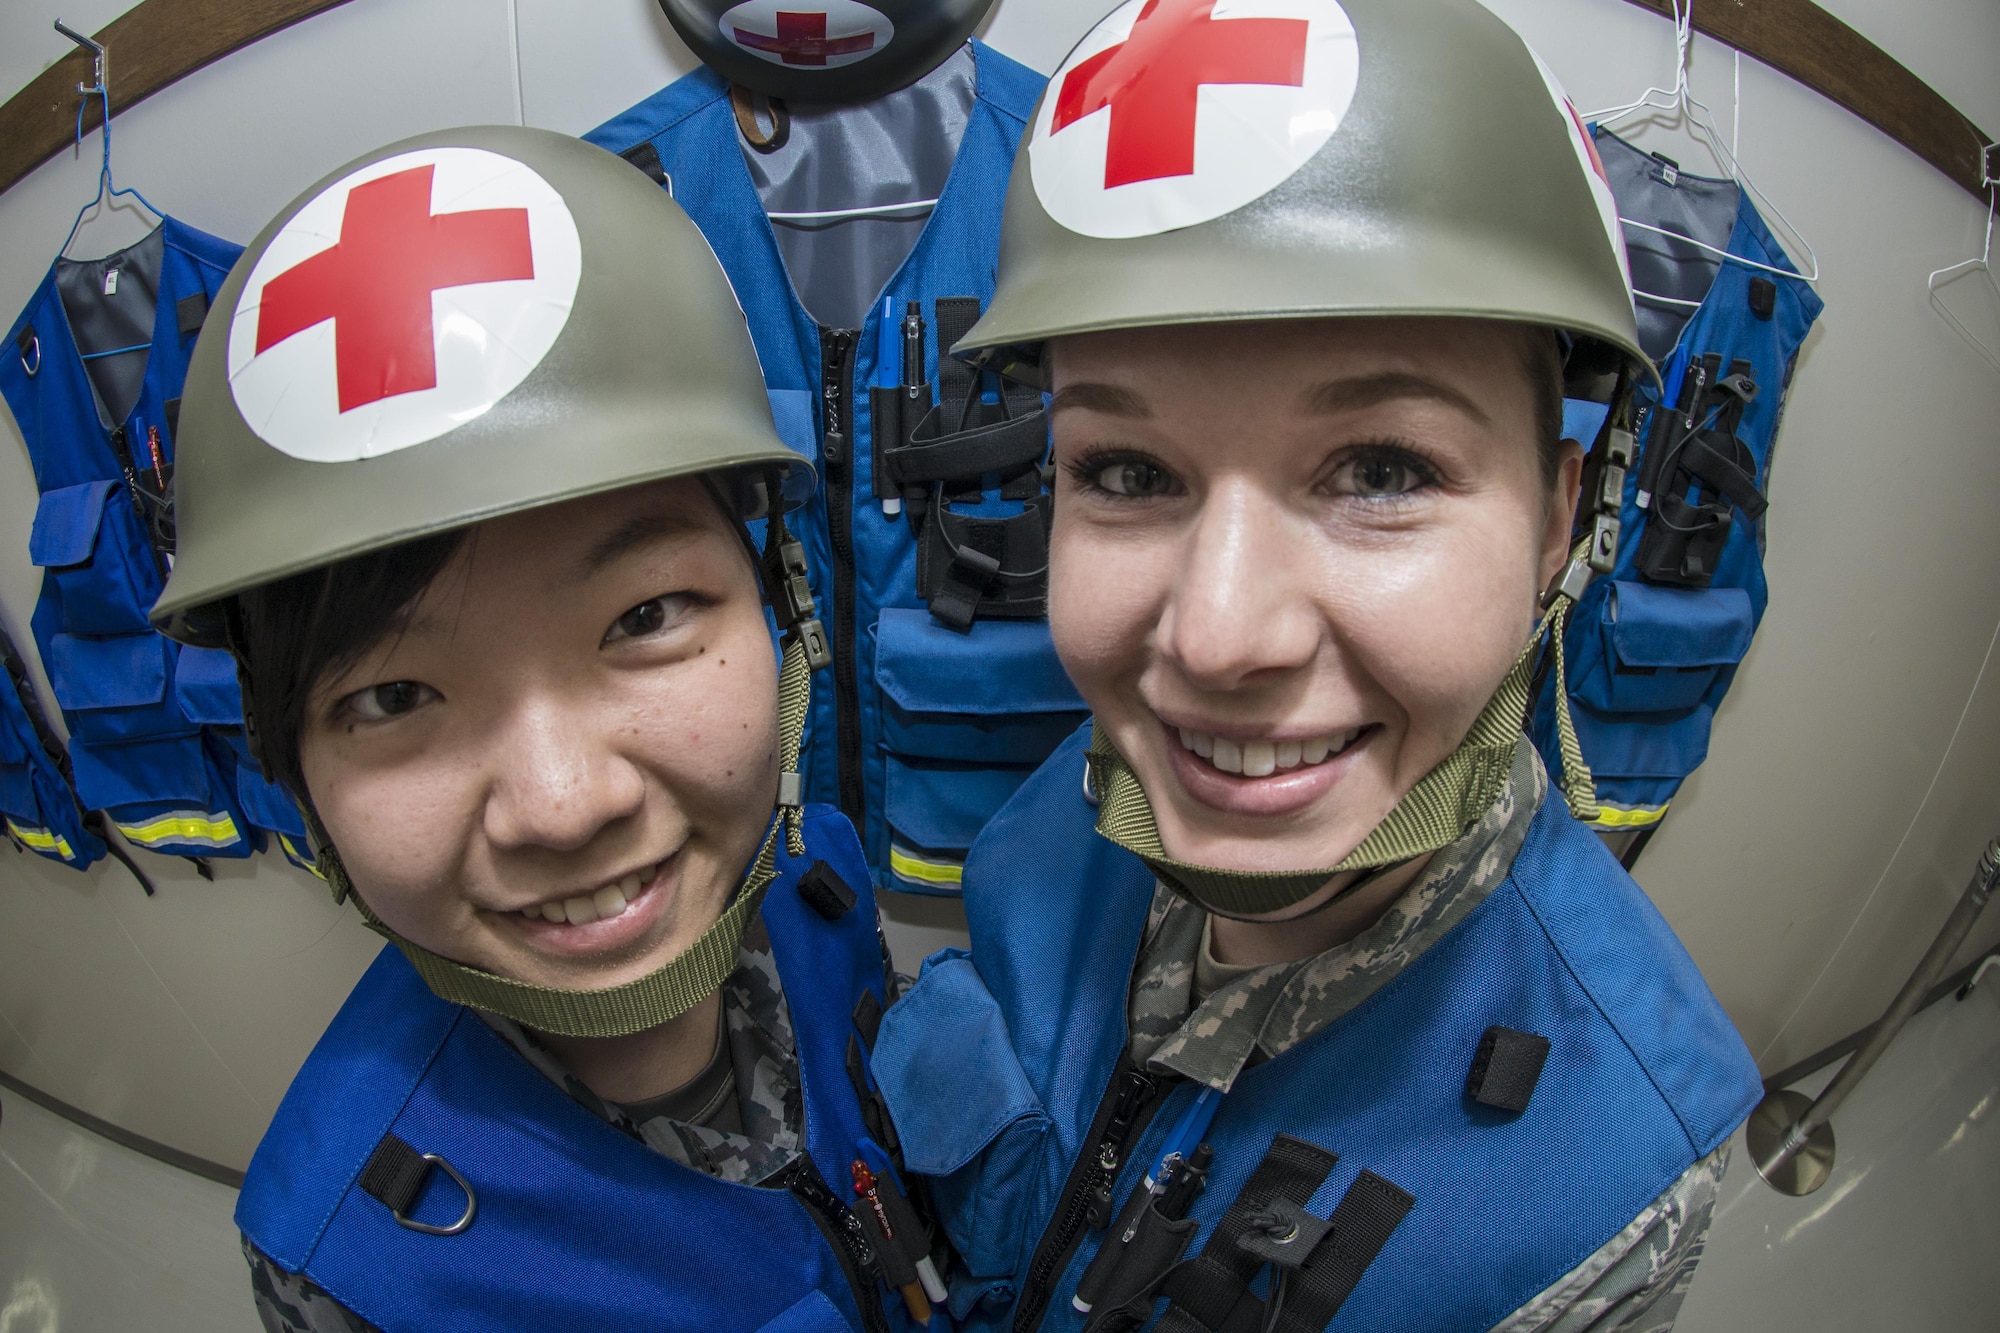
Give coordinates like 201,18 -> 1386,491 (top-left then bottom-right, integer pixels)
959,0 -> 1647,382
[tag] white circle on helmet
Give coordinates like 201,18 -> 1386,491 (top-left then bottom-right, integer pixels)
1529,49 -> 1636,309
226,146 -> 581,464
1030,0 -> 1359,241
720,0 -> 894,70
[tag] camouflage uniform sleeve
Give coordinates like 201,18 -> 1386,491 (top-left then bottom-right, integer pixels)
244,1235 -> 381,1333
1484,1145 -> 1730,1333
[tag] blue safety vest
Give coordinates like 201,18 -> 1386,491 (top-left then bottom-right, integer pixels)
870,726 -> 1761,1332
0,216 -> 316,868
0,621 -> 103,869
1534,129 -> 1823,833
586,45 -> 1088,898
237,806 -> 916,1333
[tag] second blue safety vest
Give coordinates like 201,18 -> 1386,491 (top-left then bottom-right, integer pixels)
238,807 -> 922,1333
0,216 -> 316,868
869,726 -> 1762,1332
1534,128 -> 1823,834
587,45 -> 1088,898
0,620 -> 102,869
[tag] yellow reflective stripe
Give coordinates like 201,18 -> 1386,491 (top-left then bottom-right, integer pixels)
6,818 -> 75,860
279,833 -> 326,880
116,811 -> 242,849
1587,802 -> 1668,830
889,844 -> 964,887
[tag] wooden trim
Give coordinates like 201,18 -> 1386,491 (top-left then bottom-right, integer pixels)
0,0 -> 1989,205
0,0 -> 354,198
1621,0 -> 1992,201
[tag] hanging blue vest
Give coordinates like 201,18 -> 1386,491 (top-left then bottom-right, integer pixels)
586,46 -> 1088,898
1534,129 -> 1824,833
869,727 -> 1761,1332
237,806 -> 915,1333
0,216 -> 314,867
0,621 -> 103,869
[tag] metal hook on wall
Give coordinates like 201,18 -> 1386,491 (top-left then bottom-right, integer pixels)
51,17 -> 162,259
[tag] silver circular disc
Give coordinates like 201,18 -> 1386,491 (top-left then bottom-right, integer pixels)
1746,1088 -> 1837,1196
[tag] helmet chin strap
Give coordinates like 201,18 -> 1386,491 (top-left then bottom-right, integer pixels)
305,491 -> 827,1040
1087,593 -> 1581,920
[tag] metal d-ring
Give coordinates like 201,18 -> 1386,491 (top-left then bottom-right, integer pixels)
20,334 -> 40,376
392,1154 -> 477,1236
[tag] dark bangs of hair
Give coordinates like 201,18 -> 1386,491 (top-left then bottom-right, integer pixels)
234,530 -> 467,801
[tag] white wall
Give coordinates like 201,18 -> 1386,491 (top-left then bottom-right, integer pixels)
1,0 -> 1995,1170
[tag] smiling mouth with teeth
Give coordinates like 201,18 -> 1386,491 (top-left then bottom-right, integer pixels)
517,863 -> 662,927
1176,727 -> 1366,777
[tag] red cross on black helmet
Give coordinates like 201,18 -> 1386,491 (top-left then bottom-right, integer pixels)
657,0 -> 995,104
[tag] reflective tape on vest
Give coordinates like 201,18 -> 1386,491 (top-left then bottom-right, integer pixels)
889,843 -> 964,888
116,810 -> 242,850
7,817 -> 76,861
1583,801 -> 1668,830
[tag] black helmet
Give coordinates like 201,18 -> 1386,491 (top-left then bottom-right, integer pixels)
657,0 -> 994,103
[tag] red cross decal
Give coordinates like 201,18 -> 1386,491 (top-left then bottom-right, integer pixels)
733,11 -> 877,66
1053,0 -> 1312,188
254,165 -> 536,414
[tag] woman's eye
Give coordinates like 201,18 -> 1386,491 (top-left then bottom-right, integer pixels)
1092,459 -> 1175,497
344,681 -> 435,722
1335,450 -> 1431,500
605,595 -> 687,644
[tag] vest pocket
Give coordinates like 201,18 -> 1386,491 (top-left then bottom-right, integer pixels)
1573,582 -> 1755,714
875,610 -> 1086,893
871,950 -> 1053,1278
46,633 -> 191,743
1565,582 -> 1756,822
29,481 -> 160,635
752,1290 -> 851,1333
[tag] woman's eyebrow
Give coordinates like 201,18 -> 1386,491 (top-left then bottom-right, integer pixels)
573,509 -> 699,581
1050,381 -> 1153,418
1299,372 -> 1491,426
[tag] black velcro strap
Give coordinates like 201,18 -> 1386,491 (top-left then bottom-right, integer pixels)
932,297 -> 983,408
889,406 -> 1049,488
15,322 -> 35,357
798,859 -> 857,921
928,542 -> 1000,632
1158,1135 -> 1339,1333
1681,434 -> 1767,518
853,987 -> 884,1048
176,292 -> 209,337
618,141 -> 670,189
1272,1171 -> 1414,1333
1466,1026 -> 1551,1114
358,1134 -> 432,1217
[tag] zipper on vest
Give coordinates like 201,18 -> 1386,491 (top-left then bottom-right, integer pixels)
819,326 -> 865,828
107,423 -> 168,581
1012,1057 -> 1165,1333
779,1153 -> 891,1333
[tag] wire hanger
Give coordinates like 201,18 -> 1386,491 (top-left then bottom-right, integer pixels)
1926,149 -> 2000,373
54,19 -> 163,261
1585,0 -> 1821,309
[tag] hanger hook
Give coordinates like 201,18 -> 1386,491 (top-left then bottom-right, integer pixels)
52,19 -> 106,99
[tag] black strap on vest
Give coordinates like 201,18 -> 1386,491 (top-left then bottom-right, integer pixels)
1465,1025 -> 1552,1114
798,860 -> 858,921
1155,1135 -> 1340,1333
617,141 -> 671,191
358,1134 -> 432,1216
877,296 -> 1052,631
175,292 -> 209,338
1634,355 -> 1764,589
1268,1171 -> 1415,1333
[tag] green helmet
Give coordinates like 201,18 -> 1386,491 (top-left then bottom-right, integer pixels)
958,0 -> 1646,385
154,124 -> 810,645
156,125 -> 827,1037
958,0 -> 1647,915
